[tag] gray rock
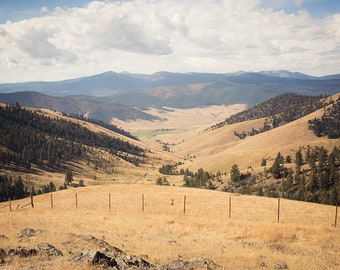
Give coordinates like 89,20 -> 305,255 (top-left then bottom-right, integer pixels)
6,246 -> 37,257
35,243 -> 63,256
93,250 -> 118,268
159,259 -> 192,270
0,248 -> 6,259
0,235 -> 8,239
189,258 -> 218,269
18,228 -> 35,238
274,263 -> 288,269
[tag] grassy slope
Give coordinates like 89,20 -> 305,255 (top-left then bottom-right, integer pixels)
0,185 -> 339,269
159,103 -> 339,174
1,95 -> 340,269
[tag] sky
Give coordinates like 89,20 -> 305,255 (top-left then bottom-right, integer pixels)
0,0 -> 340,82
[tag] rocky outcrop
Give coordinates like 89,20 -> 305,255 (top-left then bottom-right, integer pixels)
74,249 -> 152,269
35,242 -> 63,256
0,228 -> 220,269
17,227 -> 47,238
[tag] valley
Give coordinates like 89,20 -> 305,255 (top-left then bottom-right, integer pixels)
0,72 -> 339,269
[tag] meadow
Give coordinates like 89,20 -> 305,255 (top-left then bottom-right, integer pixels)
1,185 -> 339,269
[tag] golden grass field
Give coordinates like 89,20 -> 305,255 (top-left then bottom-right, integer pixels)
1,95 -> 339,269
0,185 -> 339,269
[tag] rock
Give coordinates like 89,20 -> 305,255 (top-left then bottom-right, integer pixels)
118,254 -> 151,269
74,249 -> 118,268
35,243 -> 63,256
17,228 -> 47,238
189,258 -> 218,269
0,235 -> 8,239
18,228 -> 36,238
6,247 -> 37,257
273,263 -> 288,269
74,249 -> 154,269
92,251 -> 118,268
0,248 -> 6,259
160,259 -> 192,270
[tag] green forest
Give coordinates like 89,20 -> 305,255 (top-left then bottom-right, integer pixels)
159,145 -> 340,206
211,94 -> 339,139
0,103 -> 146,201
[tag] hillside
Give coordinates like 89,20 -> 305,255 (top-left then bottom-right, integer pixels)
0,91 -> 158,122
0,185 -> 339,269
0,71 -> 340,124
154,93 -> 340,205
0,103 -> 177,200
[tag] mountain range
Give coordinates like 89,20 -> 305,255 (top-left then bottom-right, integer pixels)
0,70 -> 339,122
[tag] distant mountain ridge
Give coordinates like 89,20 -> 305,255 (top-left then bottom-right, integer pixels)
0,70 -> 339,122
0,70 -> 339,97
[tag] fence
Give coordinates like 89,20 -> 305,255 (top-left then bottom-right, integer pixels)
0,187 -> 338,227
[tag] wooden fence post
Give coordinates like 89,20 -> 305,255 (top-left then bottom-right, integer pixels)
9,198 -> 11,212
75,193 -> 78,209
228,197 -> 232,219
183,195 -> 186,215
142,194 -> 144,212
335,201 -> 338,227
277,198 -> 280,223
31,196 -> 34,208
109,193 -> 111,212
50,194 -> 53,209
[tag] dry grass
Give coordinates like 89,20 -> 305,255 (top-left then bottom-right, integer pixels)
111,104 -> 247,134
1,185 -> 339,269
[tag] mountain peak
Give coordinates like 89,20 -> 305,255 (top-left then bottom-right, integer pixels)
259,70 -> 314,79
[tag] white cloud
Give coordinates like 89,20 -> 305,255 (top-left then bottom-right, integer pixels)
0,0 -> 339,82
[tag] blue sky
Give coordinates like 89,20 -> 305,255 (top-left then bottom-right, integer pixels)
0,0 -> 340,82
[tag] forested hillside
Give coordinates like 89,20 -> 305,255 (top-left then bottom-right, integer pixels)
159,145 -> 340,205
308,97 -> 340,138
211,93 -> 337,139
0,103 -> 146,201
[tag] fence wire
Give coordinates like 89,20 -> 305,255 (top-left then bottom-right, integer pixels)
0,189 -> 337,227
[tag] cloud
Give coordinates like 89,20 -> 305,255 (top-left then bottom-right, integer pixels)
0,0 -> 339,81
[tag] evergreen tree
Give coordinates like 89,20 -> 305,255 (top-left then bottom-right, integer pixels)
65,168 -> 73,185
230,164 -> 241,182
271,153 -> 284,179
295,148 -> 304,168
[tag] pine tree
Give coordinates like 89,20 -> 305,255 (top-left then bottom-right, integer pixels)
271,153 -> 284,179
65,168 -> 73,185
230,164 -> 241,182
295,148 -> 304,168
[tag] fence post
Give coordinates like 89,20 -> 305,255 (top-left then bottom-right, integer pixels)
31,196 -> 34,208
50,194 -> 53,209
228,197 -> 232,219
277,198 -> 280,223
109,193 -> 111,212
183,195 -> 186,215
142,194 -> 144,212
335,201 -> 338,227
75,193 -> 78,209
9,198 -> 11,212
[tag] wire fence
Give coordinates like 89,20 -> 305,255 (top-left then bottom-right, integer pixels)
0,188 -> 338,227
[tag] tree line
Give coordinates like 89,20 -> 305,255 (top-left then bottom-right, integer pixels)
210,94 -> 332,140
308,96 -> 339,138
0,103 -> 145,172
228,146 -> 339,205
65,112 -> 138,140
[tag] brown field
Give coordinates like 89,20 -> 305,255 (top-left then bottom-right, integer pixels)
1,95 -> 339,269
0,185 -> 339,269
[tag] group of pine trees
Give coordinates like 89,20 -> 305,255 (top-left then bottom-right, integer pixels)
229,146 -> 339,205
0,103 -> 145,172
308,97 -> 340,138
